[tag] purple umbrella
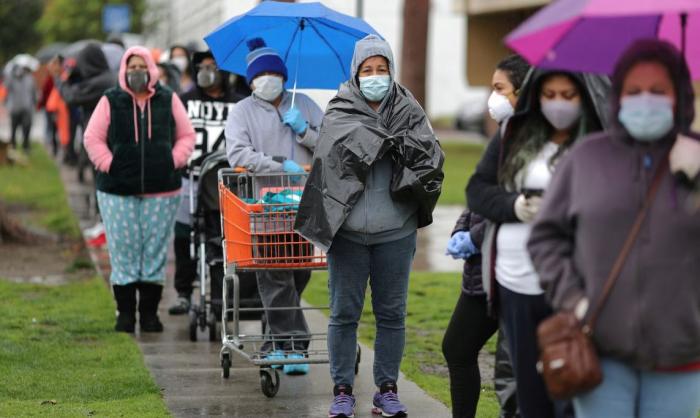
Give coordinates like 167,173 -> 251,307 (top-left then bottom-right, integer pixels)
505,0 -> 700,80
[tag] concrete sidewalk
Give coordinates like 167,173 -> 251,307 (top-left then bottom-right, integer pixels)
60,157 -> 451,417
140,278 -> 451,417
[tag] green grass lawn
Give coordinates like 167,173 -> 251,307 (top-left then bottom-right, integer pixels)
0,144 -> 169,416
0,144 -> 80,238
438,141 -> 485,206
304,272 -> 501,417
0,278 -> 170,417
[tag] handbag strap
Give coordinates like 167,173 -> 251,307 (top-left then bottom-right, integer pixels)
583,153 -> 670,335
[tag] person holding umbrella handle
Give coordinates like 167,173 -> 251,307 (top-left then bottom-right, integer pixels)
225,37 -> 324,375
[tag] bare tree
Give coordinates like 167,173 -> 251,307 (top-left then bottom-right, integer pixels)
400,0 -> 430,110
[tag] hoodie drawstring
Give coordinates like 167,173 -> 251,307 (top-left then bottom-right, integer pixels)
147,98 -> 152,140
130,97 -> 153,143
132,97 -> 139,143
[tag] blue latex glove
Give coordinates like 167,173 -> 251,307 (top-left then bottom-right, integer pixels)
282,159 -> 304,174
445,231 -> 479,259
282,107 -> 308,135
282,159 -> 305,184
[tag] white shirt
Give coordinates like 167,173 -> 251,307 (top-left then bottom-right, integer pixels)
496,141 -> 559,295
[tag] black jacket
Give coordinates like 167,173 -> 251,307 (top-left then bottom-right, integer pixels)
294,80 -> 444,252
451,210 -> 487,295
56,43 -> 117,119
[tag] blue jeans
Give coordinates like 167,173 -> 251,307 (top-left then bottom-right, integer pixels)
327,232 -> 416,388
575,357 -> 700,418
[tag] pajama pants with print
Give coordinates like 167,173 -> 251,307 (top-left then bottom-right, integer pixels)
97,191 -> 180,286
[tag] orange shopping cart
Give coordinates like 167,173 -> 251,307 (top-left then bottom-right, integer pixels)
217,168 -> 360,397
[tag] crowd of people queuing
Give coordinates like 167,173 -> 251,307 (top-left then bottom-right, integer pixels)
1,29 -> 698,418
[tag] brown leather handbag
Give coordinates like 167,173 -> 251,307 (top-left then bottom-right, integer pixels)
536,157 -> 669,400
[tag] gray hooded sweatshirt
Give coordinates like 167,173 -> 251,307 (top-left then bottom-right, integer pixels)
225,89 -> 324,171
337,35 -> 419,245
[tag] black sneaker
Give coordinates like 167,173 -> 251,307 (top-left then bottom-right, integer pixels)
168,295 -> 190,315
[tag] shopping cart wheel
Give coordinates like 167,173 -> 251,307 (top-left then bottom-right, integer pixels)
188,309 -> 198,342
355,345 -> 361,375
207,312 -> 217,342
260,368 -> 280,398
221,352 -> 231,379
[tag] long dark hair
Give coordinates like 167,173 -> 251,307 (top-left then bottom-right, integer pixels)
499,72 -> 600,189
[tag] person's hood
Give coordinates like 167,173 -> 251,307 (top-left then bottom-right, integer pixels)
157,62 -> 181,93
118,46 -> 161,143
191,50 -> 230,92
510,68 -> 611,131
611,39 -> 695,134
101,42 -> 125,73
76,43 -> 110,79
118,46 -> 160,98
350,35 -> 395,85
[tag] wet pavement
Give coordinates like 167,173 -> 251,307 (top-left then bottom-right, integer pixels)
59,150 -> 453,417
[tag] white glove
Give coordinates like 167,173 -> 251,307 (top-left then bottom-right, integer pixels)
670,134 -> 700,181
514,194 -> 542,223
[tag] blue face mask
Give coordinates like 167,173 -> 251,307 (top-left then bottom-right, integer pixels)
359,75 -> 391,102
618,93 -> 674,142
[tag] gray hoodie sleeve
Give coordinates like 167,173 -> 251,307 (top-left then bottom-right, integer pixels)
225,104 -> 284,172
527,153 -> 585,312
294,94 -> 324,152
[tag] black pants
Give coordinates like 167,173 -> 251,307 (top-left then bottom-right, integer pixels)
498,284 -> 573,418
10,110 -> 32,151
173,222 -> 197,297
442,292 -> 519,418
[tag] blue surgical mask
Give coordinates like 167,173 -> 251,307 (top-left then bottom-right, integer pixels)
359,75 -> 391,102
618,93 -> 674,142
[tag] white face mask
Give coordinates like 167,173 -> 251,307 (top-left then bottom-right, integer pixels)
253,75 -> 284,102
171,56 -> 188,73
487,91 -> 514,124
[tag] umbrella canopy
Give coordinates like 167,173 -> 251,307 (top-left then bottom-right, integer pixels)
204,1 -> 381,90
506,0 -> 700,79
4,54 -> 40,75
35,42 -> 69,64
61,39 -> 102,59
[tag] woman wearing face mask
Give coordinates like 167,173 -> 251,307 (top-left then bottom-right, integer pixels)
443,54 -> 530,418
528,39 -> 700,418
169,45 -> 194,94
84,46 -> 195,333
466,68 -> 608,418
295,35 -> 444,418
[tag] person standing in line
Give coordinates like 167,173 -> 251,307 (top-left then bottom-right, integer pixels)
466,68 -> 608,418
225,37 -> 324,375
169,45 -> 194,94
5,64 -> 36,152
528,39 -> 700,418
83,46 -> 195,333
168,50 -> 249,317
295,35 -> 444,418
442,55 -> 530,418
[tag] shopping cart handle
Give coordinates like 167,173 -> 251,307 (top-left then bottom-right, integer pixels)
232,165 -> 310,173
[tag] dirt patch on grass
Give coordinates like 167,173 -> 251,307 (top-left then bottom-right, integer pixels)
0,241 -> 93,284
0,202 -> 92,284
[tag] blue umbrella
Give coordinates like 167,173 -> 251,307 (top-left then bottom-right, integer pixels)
204,1 -> 382,94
